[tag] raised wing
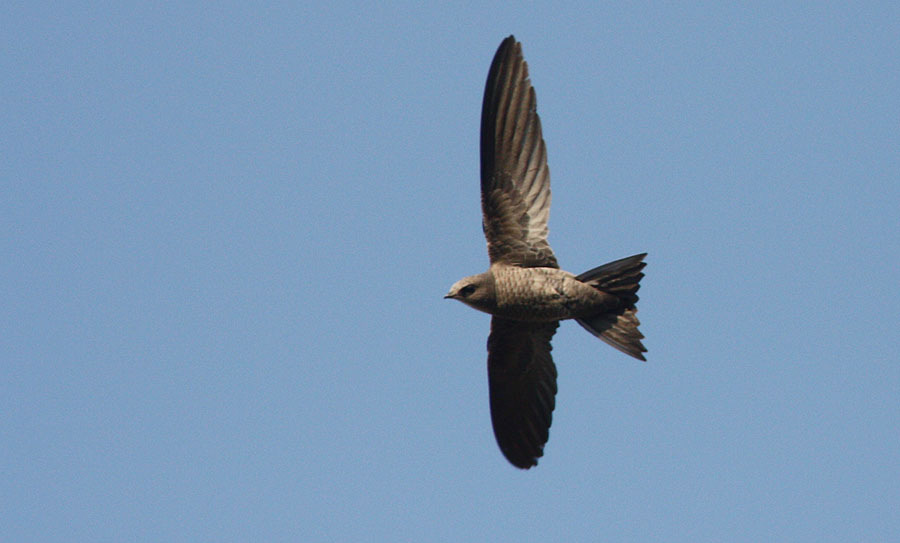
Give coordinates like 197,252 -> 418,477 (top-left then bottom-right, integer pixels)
480,36 -> 557,268
486,317 -> 559,469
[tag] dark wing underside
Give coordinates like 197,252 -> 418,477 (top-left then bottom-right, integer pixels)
481,36 -> 557,269
487,317 -> 559,469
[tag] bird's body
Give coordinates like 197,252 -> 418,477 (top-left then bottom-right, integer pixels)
445,35 -> 648,469
451,265 -> 618,322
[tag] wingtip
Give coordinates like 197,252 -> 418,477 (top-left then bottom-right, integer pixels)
503,450 -> 541,470
496,35 -> 520,57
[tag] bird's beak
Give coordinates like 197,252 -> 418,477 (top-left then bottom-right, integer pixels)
443,292 -> 454,299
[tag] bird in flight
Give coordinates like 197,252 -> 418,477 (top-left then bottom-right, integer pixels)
445,36 -> 647,469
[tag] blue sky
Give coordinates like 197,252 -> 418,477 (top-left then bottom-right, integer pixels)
3,2 -> 899,541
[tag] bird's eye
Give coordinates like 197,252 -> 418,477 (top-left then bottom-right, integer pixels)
459,285 -> 477,297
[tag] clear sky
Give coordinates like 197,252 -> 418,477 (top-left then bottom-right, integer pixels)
3,2 -> 898,542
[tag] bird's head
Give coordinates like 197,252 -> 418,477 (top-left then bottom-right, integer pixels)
444,272 -> 497,314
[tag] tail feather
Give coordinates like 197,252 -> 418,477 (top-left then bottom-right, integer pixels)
575,253 -> 647,361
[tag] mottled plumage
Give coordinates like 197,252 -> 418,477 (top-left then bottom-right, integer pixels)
445,36 -> 647,469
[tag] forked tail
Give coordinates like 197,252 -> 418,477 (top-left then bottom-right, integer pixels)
575,253 -> 647,361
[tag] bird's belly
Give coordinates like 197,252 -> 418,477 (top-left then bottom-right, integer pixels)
494,297 -> 571,321
493,267 -> 599,321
